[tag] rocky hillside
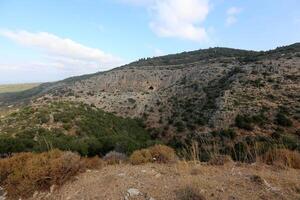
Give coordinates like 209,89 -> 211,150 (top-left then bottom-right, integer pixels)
0,44 -> 299,153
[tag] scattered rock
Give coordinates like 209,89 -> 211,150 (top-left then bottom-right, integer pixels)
127,188 -> 141,197
0,187 -> 6,200
118,173 -> 126,177
50,185 -> 56,193
155,173 -> 161,178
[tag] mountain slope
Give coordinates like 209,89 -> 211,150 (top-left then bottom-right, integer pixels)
0,44 -> 299,147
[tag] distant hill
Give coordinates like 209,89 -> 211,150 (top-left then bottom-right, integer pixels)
0,83 -> 40,94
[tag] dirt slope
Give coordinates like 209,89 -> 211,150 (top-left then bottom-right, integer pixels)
32,162 -> 300,200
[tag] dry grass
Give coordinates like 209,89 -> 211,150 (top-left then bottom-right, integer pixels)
0,150 -> 83,199
175,185 -> 206,200
129,149 -> 152,165
129,145 -> 177,165
260,149 -> 300,169
208,155 -> 232,166
81,156 -> 105,169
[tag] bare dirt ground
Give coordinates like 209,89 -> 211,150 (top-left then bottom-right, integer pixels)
33,162 -> 300,200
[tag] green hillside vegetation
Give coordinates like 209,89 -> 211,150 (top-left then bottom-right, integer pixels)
126,43 -> 300,67
0,101 -> 155,156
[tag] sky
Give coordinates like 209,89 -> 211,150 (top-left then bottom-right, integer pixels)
0,0 -> 299,84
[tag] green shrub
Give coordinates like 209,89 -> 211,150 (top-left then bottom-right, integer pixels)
0,101 -> 155,157
219,129 -> 237,139
276,113 -> 292,127
235,115 -> 254,130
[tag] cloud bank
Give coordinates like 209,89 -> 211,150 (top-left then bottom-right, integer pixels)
0,30 -> 123,83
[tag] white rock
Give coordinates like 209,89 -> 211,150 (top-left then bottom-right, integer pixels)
155,173 -> 161,178
127,188 -> 141,196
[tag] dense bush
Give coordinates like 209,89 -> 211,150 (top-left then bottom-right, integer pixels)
235,113 -> 267,131
0,101 -> 155,157
275,113 -> 292,127
235,115 -> 254,130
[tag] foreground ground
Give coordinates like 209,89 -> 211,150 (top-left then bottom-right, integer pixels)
32,162 -> 300,200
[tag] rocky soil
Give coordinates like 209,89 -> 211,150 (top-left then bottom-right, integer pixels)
31,162 -> 300,200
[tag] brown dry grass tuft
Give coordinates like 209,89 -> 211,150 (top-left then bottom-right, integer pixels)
0,150 -> 83,199
129,149 -> 152,165
129,145 -> 177,165
175,185 -> 206,200
82,156 -> 105,169
260,149 -> 300,169
148,144 -> 177,163
208,155 -> 232,166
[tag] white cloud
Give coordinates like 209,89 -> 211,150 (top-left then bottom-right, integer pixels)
0,30 -> 124,82
0,30 -> 122,67
226,7 -> 242,26
121,0 -> 210,42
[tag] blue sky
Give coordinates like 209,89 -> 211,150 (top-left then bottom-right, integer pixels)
0,0 -> 299,84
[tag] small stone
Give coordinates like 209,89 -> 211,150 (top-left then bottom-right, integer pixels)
127,188 -> 141,197
155,173 -> 161,178
50,185 -> 56,193
118,173 -> 126,177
